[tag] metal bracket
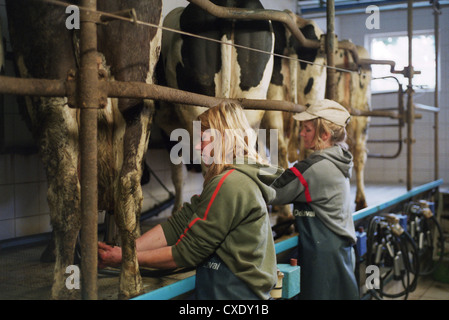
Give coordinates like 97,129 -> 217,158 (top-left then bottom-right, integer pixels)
66,69 -> 108,109
319,33 -> 339,54
80,7 -> 137,25
99,8 -> 138,25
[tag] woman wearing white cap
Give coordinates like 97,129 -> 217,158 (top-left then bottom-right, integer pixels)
270,99 -> 359,300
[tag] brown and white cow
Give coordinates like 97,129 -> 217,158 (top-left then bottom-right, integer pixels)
335,45 -> 371,211
155,0 -> 289,214
6,0 -> 162,299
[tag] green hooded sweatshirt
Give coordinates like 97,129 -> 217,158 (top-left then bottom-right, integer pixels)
161,159 -> 282,299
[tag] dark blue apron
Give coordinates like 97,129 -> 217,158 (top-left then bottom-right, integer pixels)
293,203 -> 359,300
195,253 -> 261,300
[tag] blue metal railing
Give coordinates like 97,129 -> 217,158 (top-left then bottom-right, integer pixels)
352,179 -> 443,221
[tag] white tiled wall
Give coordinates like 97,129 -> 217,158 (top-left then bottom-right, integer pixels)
0,149 -> 204,242
0,153 -> 51,241
366,92 -> 442,184
336,6 -> 449,188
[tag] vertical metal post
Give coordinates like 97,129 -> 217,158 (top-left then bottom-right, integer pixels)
433,2 -> 440,180
406,0 -> 414,190
79,0 -> 98,300
325,0 -> 336,100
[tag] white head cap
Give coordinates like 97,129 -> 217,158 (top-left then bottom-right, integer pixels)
293,99 -> 350,127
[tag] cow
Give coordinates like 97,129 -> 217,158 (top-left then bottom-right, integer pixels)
155,0 -> 290,215
335,45 -> 371,211
263,11 -> 326,228
266,11 -> 371,217
5,0 -> 162,299
266,11 -> 326,162
156,4 -> 369,230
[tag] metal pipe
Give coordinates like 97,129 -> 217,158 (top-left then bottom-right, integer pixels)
406,0 -> 414,190
369,124 -> 401,127
0,76 -> 71,96
0,76 -> 306,113
325,0 -> 336,100
368,139 -> 402,143
350,109 -> 401,119
5,74 -> 422,119
1,75 -> 416,118
368,77 -> 404,159
414,103 -> 440,113
433,2 -> 441,180
359,59 -> 397,73
104,81 -> 306,113
368,148 -> 402,159
362,58 -> 421,75
187,0 -> 321,50
174,0 -> 362,66
79,0 -> 98,300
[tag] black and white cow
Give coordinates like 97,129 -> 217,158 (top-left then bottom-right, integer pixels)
261,11 -> 326,225
6,0 -> 162,299
156,0 -> 283,213
266,10 -> 371,213
265,11 -> 325,163
335,45 -> 371,211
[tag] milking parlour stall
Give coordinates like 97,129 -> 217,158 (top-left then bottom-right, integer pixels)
0,0 -> 448,310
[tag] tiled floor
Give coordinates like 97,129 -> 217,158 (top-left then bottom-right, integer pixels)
409,275 -> 449,300
378,273 -> 449,300
0,239 -> 196,300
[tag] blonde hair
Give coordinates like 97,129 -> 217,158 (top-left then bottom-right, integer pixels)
310,118 -> 348,150
198,102 -> 267,185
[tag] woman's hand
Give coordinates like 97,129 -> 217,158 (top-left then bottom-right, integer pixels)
98,242 -> 122,269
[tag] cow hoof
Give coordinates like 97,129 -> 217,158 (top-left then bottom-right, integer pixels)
118,287 -> 144,300
355,200 -> 368,212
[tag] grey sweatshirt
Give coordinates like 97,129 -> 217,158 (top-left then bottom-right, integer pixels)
270,145 -> 356,243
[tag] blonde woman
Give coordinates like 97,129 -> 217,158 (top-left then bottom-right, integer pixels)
99,102 -> 282,300
270,99 -> 359,300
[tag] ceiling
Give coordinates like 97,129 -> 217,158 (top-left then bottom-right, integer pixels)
297,0 -> 449,17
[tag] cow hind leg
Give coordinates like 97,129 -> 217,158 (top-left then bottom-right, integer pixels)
261,111 -> 294,233
114,102 -> 153,299
348,119 -> 368,211
38,98 -> 81,299
115,160 -> 145,299
51,215 -> 80,299
48,177 -> 81,300
354,149 -> 368,211
115,172 -> 144,299
273,136 -> 293,226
